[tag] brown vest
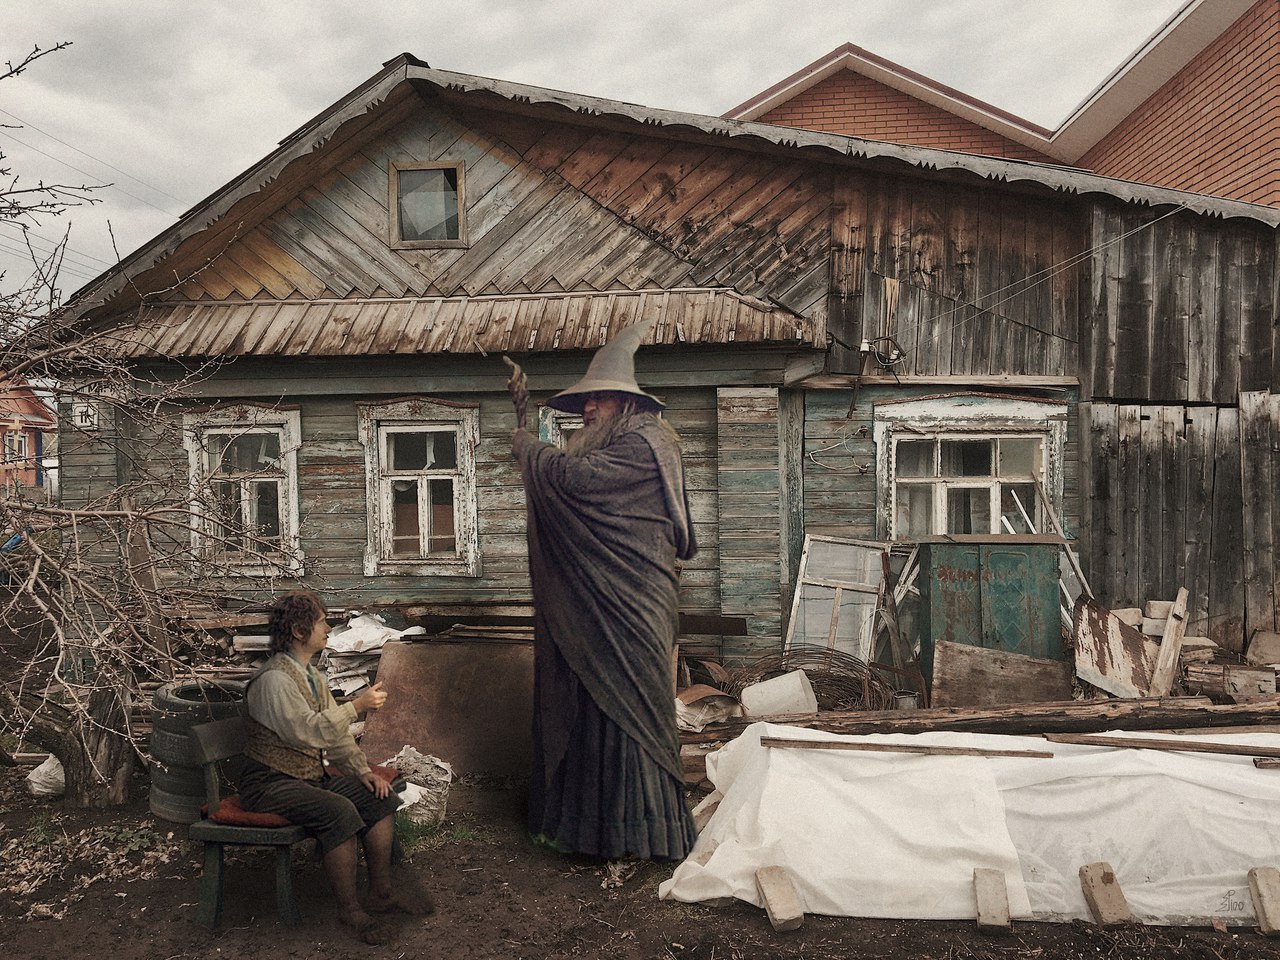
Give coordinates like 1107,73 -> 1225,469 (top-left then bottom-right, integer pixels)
244,654 -> 326,780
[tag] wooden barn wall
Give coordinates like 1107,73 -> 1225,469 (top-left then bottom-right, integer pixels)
1084,202 -> 1278,405
1077,396 -> 1280,655
113,385 -> 721,617
831,172 -> 1081,377
801,385 -> 1081,542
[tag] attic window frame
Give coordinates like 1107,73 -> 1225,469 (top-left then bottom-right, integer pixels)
357,397 -> 481,577
389,160 -> 467,249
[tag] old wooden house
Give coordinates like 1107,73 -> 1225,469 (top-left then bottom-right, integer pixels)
63,55 -> 1280,664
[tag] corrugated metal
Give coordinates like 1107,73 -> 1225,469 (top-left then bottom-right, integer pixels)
112,288 -> 819,358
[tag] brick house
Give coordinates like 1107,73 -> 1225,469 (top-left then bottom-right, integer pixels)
725,0 -> 1279,205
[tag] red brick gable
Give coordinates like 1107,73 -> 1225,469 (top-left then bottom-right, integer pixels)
757,70 -> 1056,163
1080,0 -> 1280,206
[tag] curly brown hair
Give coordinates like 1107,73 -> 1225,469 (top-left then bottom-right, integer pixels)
267,590 -> 327,654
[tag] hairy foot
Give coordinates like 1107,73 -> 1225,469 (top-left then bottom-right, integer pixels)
340,908 -> 389,945
366,889 -> 435,916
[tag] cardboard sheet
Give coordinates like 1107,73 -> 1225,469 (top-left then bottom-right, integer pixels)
659,723 -> 1280,925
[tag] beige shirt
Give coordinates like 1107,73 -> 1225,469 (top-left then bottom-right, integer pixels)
246,653 -> 370,776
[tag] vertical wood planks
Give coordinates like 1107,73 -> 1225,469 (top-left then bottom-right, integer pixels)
1241,392 -> 1278,636
1210,405 -> 1246,653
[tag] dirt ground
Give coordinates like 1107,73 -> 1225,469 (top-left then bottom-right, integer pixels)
3,762 -> 1280,960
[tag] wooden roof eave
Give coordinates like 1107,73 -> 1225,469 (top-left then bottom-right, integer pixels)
410,64 -> 1280,230
64,55 -> 426,323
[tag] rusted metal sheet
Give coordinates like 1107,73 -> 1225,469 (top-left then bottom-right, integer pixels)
1073,598 -> 1159,698
359,639 -> 534,777
115,289 -> 817,358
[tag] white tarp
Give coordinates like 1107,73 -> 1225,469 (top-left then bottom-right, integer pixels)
659,722 -> 1280,925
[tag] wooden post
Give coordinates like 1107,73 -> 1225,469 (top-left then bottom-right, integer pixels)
1148,587 -> 1189,696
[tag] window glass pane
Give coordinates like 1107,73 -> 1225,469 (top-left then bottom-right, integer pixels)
946,487 -> 992,534
390,432 -> 434,471
1000,483 -> 1039,534
210,433 -> 280,474
895,484 -> 933,538
210,479 -> 242,551
250,480 -> 282,547
427,478 -> 456,554
398,168 -> 459,242
998,438 -> 1041,478
391,480 -> 421,555
940,440 -> 992,476
896,439 -> 934,478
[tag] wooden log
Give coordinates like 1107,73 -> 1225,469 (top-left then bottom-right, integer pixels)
1250,866 -> 1280,936
1185,664 -> 1277,702
973,867 -> 1011,934
1045,732 -> 1280,758
691,790 -> 722,832
1080,862 -> 1133,926
760,736 -> 1054,760
1149,587 -> 1189,696
678,696 -> 1272,745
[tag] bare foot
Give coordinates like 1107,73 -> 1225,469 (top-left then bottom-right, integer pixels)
366,889 -> 435,916
340,908 -> 389,945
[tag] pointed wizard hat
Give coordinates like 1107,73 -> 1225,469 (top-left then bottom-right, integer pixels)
546,319 -> 663,414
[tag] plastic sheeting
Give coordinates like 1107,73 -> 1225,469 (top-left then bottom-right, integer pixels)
659,722 -> 1280,925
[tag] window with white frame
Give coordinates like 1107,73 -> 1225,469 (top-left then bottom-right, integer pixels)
3,432 -> 28,464
873,395 -> 1067,540
183,406 -> 302,573
537,406 -> 583,447
357,398 -> 479,577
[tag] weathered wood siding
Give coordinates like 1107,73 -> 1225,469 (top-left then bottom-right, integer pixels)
116,382 -> 721,615
833,174 -> 1080,377
1077,400 -> 1266,653
1083,203 -> 1278,404
802,384 -> 1081,541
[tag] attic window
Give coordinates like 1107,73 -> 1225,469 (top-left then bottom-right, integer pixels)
390,162 -> 466,248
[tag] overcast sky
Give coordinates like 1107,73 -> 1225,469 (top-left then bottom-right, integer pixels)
2,0 -> 1186,298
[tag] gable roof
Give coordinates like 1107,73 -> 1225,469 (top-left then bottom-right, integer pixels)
722,0 -> 1258,164
66,48 -> 1280,343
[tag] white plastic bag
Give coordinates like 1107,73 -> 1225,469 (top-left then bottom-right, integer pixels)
25,754 -> 65,796
383,745 -> 452,827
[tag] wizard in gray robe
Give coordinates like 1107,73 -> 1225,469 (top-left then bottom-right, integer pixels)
510,321 -> 697,860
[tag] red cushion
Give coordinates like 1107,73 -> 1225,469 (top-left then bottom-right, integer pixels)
205,795 -> 293,828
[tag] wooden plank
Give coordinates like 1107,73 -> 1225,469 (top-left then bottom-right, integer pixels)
1117,406 -> 1143,606
1209,406 -> 1246,653
760,737 -> 1054,759
1072,599 -> 1159,698
931,641 -> 1074,708
755,866 -> 805,932
973,868 -> 1011,934
1045,732 -> 1280,759
1215,234 -> 1245,404
1149,586 -> 1189,696
1089,203 -> 1123,400
1241,391 -> 1278,637
1249,867 -> 1280,937
1185,221 -> 1219,403
1085,404 -> 1119,605
1079,862 -> 1133,927
1138,408 -> 1164,600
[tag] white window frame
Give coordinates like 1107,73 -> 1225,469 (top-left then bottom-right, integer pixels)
537,405 -> 583,447
182,405 -> 303,575
3,431 -> 28,464
873,394 -> 1067,540
357,397 -> 480,577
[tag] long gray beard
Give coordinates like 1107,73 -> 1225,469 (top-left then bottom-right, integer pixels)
565,407 -> 681,456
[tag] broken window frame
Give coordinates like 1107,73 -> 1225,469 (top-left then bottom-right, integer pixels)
183,405 -> 303,575
357,397 -> 480,577
388,160 -> 467,249
872,394 -> 1067,541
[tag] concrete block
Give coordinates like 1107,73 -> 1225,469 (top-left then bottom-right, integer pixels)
1144,599 -> 1174,619
973,867 -> 1011,934
1079,862 -> 1133,927
1249,866 -> 1280,936
1142,617 -> 1168,636
755,865 -> 804,932
691,790 -> 723,833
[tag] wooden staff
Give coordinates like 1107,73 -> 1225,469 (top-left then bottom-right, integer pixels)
502,355 -> 528,429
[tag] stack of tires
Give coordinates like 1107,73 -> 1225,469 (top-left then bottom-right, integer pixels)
149,679 -> 246,823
